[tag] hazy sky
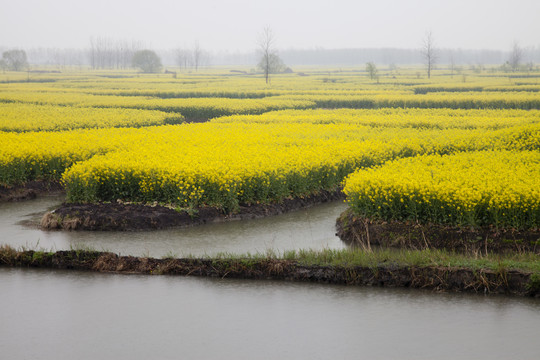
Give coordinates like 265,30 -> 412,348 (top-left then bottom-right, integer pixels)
1,0 -> 539,51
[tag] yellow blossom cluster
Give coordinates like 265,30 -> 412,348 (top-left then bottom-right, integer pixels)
54,120 -> 536,212
343,151 -> 540,229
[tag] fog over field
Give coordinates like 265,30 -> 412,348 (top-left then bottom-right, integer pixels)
1,0 -> 540,65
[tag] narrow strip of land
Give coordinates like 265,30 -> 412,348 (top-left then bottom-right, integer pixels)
1,246 -> 538,297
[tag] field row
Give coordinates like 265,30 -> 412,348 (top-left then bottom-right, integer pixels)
0,103 -> 184,132
1,89 -> 540,123
284,92 -> 540,110
216,108 -> 540,129
0,90 -> 315,120
3,106 -> 540,133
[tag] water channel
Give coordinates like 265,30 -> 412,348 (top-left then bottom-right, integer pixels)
0,194 -> 347,257
2,268 -> 540,360
1,196 -> 539,359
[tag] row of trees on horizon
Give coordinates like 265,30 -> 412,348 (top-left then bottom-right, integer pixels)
2,32 -> 540,75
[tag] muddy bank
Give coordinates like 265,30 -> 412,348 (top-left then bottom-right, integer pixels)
0,248 -> 538,297
41,189 -> 344,231
336,209 -> 540,254
0,181 -> 64,202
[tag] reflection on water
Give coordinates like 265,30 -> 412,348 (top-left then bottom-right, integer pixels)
1,267 -> 539,360
0,195 -> 347,257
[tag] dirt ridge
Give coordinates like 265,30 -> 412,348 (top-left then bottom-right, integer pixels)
41,189 -> 344,231
0,248 -> 538,297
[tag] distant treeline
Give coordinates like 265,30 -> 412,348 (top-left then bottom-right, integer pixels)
2,45 -> 540,68
215,48 -> 540,67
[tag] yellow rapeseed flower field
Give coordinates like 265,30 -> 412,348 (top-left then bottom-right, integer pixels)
343,151 -> 540,230
1,68 -> 539,228
56,120 -> 537,212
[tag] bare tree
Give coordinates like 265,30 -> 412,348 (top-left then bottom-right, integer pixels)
89,37 -> 96,69
259,26 -> 276,84
421,31 -> 437,79
89,36 -> 113,69
176,48 -> 191,70
509,41 -> 523,72
257,26 -> 285,84
113,39 -> 133,69
89,36 -> 142,70
192,42 -> 203,71
448,51 -> 456,78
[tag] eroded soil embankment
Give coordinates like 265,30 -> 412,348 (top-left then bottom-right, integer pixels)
0,181 -> 64,202
0,249 -> 538,297
336,209 -> 540,254
41,189 -> 344,231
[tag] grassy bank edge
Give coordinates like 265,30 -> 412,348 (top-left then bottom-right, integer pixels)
276,248 -> 540,273
1,245 -> 539,297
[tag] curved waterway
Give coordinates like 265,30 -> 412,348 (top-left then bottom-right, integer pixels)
1,267 -> 540,360
2,196 -> 540,359
0,195 -> 347,257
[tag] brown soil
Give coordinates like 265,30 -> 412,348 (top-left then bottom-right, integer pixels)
41,189 -> 344,231
1,248 -> 538,297
0,181 -> 64,202
336,209 -> 540,254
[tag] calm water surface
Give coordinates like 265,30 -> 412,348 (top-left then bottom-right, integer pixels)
0,195 -> 346,256
1,197 -> 539,360
1,268 -> 539,360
